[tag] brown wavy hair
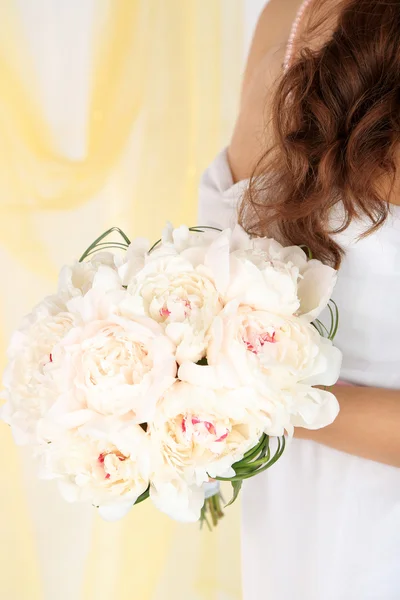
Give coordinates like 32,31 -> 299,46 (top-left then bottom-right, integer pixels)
239,0 -> 400,268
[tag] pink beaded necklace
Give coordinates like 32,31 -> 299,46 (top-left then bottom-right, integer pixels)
283,0 -> 314,72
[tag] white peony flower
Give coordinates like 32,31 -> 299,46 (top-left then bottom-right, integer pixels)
1,295 -> 74,445
116,225 -> 230,365
157,223 -> 222,265
149,381 -> 270,489
224,250 -> 301,315
118,224 -> 221,287
189,225 -> 301,315
179,302 -> 342,393
50,283 -> 177,424
205,225 -> 336,320
58,252 -> 119,301
41,419 -> 150,520
252,235 -> 337,321
125,254 -> 223,364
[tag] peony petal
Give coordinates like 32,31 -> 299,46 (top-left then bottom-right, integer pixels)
204,230 -> 231,294
301,337 -> 342,387
229,225 -> 252,252
291,385 -> 340,430
178,361 -> 237,390
252,236 -> 285,257
98,502 -> 134,522
161,222 -> 174,244
172,225 -> 191,247
276,245 -> 308,269
150,479 -> 205,523
118,237 -> 150,286
298,261 -> 337,322
203,480 -> 220,499
92,265 -> 122,293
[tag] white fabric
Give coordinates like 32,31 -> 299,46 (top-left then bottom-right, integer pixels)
198,149 -> 400,600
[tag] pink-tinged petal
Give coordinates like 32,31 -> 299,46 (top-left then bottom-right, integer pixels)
203,421 -> 216,435
190,417 -> 217,436
243,329 -> 277,354
262,332 -> 276,344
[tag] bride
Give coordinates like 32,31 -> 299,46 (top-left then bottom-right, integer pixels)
199,0 -> 400,598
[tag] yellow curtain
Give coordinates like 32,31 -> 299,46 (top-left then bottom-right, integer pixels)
0,1 -> 244,599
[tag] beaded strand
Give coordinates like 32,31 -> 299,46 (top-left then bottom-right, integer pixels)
283,0 -> 314,72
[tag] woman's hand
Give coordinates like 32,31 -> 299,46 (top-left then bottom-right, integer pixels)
295,384 -> 400,468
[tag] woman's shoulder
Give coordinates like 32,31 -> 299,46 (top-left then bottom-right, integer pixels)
198,1 -> 305,229
228,0 -> 303,183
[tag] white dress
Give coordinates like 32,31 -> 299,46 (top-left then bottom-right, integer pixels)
198,149 -> 400,600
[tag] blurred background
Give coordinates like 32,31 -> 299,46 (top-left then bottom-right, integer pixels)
0,1 -> 265,598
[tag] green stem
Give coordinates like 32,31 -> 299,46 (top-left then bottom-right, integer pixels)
200,492 -> 225,530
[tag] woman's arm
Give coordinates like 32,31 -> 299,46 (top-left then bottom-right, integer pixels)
296,385 -> 400,468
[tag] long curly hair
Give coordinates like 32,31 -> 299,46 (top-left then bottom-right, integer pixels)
239,0 -> 400,267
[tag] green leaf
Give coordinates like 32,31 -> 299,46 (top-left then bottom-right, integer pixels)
148,237 -> 162,254
329,299 -> 339,341
215,435 -> 286,482
225,480 -> 243,507
241,434 -> 267,461
84,243 -> 129,259
134,486 -> 150,505
188,226 -> 222,233
312,300 -> 340,342
79,227 -> 131,262
299,244 -> 313,259
196,357 -> 208,366
312,319 -> 330,338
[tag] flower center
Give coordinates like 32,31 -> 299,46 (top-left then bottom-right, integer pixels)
98,451 -> 127,480
181,415 -> 229,443
243,328 -> 277,355
159,298 -> 192,321
84,329 -> 152,386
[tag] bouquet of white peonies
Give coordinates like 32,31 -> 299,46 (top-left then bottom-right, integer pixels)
1,224 -> 341,528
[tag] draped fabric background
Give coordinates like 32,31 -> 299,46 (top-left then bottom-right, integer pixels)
0,1 -> 265,598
